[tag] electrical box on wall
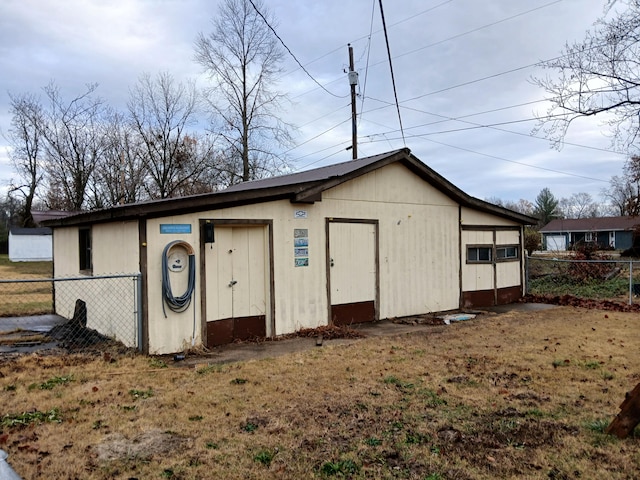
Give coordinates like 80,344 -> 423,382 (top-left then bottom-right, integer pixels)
204,223 -> 215,244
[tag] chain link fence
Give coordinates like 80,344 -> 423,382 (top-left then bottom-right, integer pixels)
0,273 -> 141,352
526,256 -> 640,304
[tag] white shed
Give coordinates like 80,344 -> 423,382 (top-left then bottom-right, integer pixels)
45,149 -> 536,354
8,227 -> 53,262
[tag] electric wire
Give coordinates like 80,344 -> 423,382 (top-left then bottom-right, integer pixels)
414,137 -> 611,184
378,0 -> 405,146
368,0 -> 563,69
360,95 -> 628,156
247,0 -> 348,98
358,0 -> 377,127
289,0 -> 564,102
279,0 -> 455,81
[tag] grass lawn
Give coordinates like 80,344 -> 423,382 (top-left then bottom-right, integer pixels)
0,254 -> 53,316
1,306 -> 639,479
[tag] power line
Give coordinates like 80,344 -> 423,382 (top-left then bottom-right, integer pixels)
289,0 -> 563,102
360,130 -> 611,184
284,117 -> 352,154
414,137 -> 611,184
362,96 -> 627,156
358,0 -> 377,128
378,0 -> 405,146
369,0 -> 563,69
247,0 -> 348,99
279,0 -> 456,80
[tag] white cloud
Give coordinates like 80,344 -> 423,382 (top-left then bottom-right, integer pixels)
0,0 -> 626,206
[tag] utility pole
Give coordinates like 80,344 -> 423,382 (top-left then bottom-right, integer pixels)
348,44 -> 358,160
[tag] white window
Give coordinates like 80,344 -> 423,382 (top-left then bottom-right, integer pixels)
467,246 -> 492,263
496,245 -> 519,261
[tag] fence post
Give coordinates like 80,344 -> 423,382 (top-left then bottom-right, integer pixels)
136,274 -> 143,352
631,260 -> 634,306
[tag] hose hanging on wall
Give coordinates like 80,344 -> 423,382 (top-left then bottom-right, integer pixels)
162,241 -> 196,317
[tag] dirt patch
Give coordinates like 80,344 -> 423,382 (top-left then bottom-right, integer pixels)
524,293 -> 640,312
94,430 -> 191,462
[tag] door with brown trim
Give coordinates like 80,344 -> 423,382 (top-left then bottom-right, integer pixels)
328,220 -> 378,326
205,225 -> 268,346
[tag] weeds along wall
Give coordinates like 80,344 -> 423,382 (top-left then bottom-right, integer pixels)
527,255 -> 640,305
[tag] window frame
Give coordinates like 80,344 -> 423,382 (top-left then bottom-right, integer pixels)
496,244 -> 519,262
79,227 -> 92,273
466,245 -> 493,264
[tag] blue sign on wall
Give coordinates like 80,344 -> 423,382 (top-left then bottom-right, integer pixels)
160,224 -> 192,234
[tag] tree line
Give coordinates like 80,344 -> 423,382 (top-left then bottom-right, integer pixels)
4,0 -> 291,228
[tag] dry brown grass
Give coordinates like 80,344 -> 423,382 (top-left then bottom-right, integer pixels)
1,306 -> 640,479
0,255 -> 53,316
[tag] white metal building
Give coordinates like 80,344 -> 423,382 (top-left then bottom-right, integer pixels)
45,149 -> 535,354
8,227 -> 53,262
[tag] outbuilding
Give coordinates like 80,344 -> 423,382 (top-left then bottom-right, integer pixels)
8,227 -> 52,262
45,149 -> 535,354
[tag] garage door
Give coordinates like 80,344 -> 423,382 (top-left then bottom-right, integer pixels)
546,235 -> 566,251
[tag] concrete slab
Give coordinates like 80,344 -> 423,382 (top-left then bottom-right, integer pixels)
173,304 -> 557,366
0,314 -> 66,333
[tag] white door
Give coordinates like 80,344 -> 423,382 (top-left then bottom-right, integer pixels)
328,221 -> 377,325
205,225 -> 269,345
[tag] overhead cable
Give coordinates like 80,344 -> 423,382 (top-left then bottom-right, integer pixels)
248,0 -> 348,98
378,0 -> 405,146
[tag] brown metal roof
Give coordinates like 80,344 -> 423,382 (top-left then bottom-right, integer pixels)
540,216 -> 640,232
43,148 -> 536,227
223,151 -> 397,193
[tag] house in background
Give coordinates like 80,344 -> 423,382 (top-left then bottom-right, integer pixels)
8,227 -> 53,262
539,216 -> 640,251
44,149 -> 536,354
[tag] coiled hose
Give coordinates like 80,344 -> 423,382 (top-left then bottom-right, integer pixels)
162,241 -> 196,317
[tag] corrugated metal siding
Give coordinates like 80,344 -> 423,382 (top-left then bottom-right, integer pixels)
461,230 -> 494,292
324,164 -> 460,316
92,221 -> 139,274
53,228 -> 80,276
461,207 -> 518,226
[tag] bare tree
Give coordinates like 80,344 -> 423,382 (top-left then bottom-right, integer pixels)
6,93 -> 45,226
40,82 -> 106,211
128,72 -> 208,199
485,197 -> 534,216
533,1 -> 640,151
194,0 -> 292,183
602,175 -> 640,215
558,192 -> 599,219
94,108 -> 148,207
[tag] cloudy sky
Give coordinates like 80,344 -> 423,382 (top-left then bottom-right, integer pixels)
0,0 -> 627,206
